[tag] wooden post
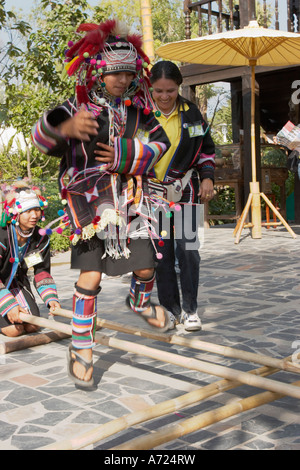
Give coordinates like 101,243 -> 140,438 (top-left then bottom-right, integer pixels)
250,182 -> 262,238
239,0 -> 250,27
248,0 -> 257,21
184,0 -> 191,39
242,71 -> 261,206
0,330 -> 69,354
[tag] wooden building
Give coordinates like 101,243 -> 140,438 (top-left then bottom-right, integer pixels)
181,0 -> 300,223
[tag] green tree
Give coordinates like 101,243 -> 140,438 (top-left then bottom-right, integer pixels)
1,0 -> 90,180
93,0 -> 141,26
0,0 -> 31,120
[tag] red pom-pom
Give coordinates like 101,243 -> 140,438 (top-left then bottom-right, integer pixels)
9,257 -> 15,263
93,216 -> 100,223
124,98 -> 131,107
158,240 -> 164,247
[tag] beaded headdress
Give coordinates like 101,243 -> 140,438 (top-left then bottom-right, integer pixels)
64,19 -> 155,112
1,181 -> 48,227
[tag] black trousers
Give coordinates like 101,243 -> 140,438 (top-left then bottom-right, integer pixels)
154,204 -> 201,317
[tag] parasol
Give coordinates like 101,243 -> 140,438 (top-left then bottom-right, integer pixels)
156,20 -> 300,242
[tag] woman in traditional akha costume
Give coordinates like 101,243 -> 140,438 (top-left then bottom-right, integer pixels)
31,19 -> 173,387
0,181 -> 60,337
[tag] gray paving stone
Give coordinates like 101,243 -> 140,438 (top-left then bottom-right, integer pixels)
11,435 -> 55,450
93,400 -> 133,418
72,410 -> 111,424
1,225 -> 300,450
246,439 -> 275,449
0,421 -> 18,441
42,398 -> 76,411
18,425 -> 49,434
241,414 -> 285,434
201,430 -> 256,450
4,387 -> 50,406
29,411 -> 72,426
268,423 -> 300,440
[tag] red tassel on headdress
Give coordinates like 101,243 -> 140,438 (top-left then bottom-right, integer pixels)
76,23 -> 101,33
74,19 -> 116,55
98,19 -> 117,37
67,58 -> 82,76
66,37 -> 85,59
76,85 -> 89,106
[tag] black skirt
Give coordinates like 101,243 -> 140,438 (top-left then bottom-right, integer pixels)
71,236 -> 157,276
0,281 -> 40,328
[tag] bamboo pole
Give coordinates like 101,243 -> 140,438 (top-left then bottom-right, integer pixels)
140,0 -> 155,62
112,379 -> 300,450
52,308 -> 300,374
42,362 -> 280,450
19,312 -> 300,400
0,330 -> 70,355
233,192 -> 253,241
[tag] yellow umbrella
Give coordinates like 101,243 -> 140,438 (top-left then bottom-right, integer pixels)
156,20 -> 299,243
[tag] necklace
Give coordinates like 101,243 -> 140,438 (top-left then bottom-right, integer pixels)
90,91 -> 127,145
155,102 -> 177,117
16,225 -> 34,238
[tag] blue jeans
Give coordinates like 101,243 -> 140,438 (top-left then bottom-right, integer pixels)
154,204 -> 201,317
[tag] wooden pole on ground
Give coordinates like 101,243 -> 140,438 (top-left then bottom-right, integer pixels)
111,379 -> 300,450
42,362 -> 280,450
0,330 -> 70,355
53,308 -> 300,374
260,192 -> 297,238
18,312 -> 300,400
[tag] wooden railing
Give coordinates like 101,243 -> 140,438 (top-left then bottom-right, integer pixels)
183,0 -> 300,38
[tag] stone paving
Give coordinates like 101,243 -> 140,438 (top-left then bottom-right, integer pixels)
1,224 -> 300,451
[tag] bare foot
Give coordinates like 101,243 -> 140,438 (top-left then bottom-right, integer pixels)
24,324 -> 40,334
1,324 -> 25,337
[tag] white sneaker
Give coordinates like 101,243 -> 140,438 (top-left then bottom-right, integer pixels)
166,311 -> 177,330
180,311 -> 202,331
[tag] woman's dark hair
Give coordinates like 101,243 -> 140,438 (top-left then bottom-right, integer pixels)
150,60 -> 183,86
150,60 -> 189,112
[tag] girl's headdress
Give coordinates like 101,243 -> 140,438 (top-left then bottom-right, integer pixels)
64,19 -> 155,113
1,181 -> 47,226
